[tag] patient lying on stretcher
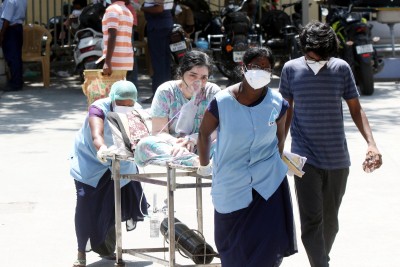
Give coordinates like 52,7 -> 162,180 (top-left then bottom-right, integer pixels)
107,50 -> 220,169
107,107 -> 216,168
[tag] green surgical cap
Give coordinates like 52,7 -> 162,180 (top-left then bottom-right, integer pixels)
109,80 -> 138,101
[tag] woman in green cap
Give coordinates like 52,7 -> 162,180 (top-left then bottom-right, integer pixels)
70,80 -> 148,267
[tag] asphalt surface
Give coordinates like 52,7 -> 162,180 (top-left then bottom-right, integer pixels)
0,56 -> 400,267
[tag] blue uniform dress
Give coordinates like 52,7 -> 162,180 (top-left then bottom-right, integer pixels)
70,97 -> 148,253
0,0 -> 27,90
210,87 -> 297,266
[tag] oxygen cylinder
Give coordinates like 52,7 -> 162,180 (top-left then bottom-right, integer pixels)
160,217 -> 216,264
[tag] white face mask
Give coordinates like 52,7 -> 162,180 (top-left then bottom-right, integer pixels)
114,105 -> 134,114
306,58 -> 328,75
244,68 -> 271,89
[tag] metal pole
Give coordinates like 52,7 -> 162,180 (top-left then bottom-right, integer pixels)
196,177 -> 204,234
302,0 -> 309,25
112,159 -> 125,266
31,0 -> 35,24
167,166 -> 176,267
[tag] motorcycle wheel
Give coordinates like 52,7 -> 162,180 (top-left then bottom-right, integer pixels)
355,59 -> 374,96
214,51 -> 241,84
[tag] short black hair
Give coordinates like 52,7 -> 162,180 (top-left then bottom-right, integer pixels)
242,46 -> 275,69
176,50 -> 213,78
299,20 -> 338,59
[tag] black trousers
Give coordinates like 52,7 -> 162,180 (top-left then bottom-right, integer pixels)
295,163 -> 349,267
3,24 -> 23,89
147,26 -> 172,94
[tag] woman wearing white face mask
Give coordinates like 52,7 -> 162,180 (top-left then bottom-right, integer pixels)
197,46 -> 297,266
70,80 -> 148,267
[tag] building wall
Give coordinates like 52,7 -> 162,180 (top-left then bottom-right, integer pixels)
26,0 -> 76,25
25,0 -> 318,26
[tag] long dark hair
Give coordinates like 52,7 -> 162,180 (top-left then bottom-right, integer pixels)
176,50 -> 213,78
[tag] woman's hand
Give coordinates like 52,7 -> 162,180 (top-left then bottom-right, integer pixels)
171,140 -> 190,156
175,136 -> 196,153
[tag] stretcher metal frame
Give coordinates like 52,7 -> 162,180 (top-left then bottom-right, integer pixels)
110,155 -> 221,267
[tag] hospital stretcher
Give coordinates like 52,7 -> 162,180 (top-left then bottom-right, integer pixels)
109,154 -> 221,267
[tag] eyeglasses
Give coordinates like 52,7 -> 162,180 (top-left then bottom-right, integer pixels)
246,64 -> 272,73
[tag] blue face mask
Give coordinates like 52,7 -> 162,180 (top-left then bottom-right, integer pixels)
105,0 -> 112,5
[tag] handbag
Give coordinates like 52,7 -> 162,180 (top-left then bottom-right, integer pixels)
107,109 -> 150,153
126,109 -> 150,151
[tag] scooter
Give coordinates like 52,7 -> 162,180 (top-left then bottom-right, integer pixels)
73,3 -> 105,81
324,1 -> 384,95
73,27 -> 104,81
170,23 -> 192,76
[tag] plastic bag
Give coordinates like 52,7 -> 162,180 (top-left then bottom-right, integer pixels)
81,69 -> 127,106
175,98 -> 198,135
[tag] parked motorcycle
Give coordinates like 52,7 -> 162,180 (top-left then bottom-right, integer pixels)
208,0 -> 262,83
260,0 -> 303,76
324,1 -> 384,95
178,0 -> 213,40
170,23 -> 192,77
73,3 -> 105,81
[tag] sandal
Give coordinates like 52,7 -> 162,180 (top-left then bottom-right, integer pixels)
72,259 -> 86,267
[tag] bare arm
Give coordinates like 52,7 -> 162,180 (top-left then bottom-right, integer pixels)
151,117 -> 176,143
89,116 -> 106,151
0,19 -> 10,46
347,98 -> 378,150
103,28 -> 117,75
284,98 -> 294,139
276,112 -> 287,155
197,110 -> 219,166
346,98 -> 382,168
152,116 -> 192,156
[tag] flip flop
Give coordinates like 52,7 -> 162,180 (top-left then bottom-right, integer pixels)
72,259 -> 86,267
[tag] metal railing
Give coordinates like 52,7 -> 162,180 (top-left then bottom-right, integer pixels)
26,0 -> 76,57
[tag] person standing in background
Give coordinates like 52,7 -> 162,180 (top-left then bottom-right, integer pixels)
126,0 -> 141,87
0,0 -> 27,91
279,21 -> 382,267
172,0 -> 194,37
102,0 -> 134,76
141,0 -> 174,103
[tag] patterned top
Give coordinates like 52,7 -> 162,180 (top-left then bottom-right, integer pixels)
279,56 -> 359,169
151,80 -> 221,137
102,1 -> 134,70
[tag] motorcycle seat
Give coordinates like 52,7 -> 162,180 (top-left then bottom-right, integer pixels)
266,38 -> 287,49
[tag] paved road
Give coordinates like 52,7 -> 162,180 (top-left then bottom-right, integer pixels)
0,60 -> 399,266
